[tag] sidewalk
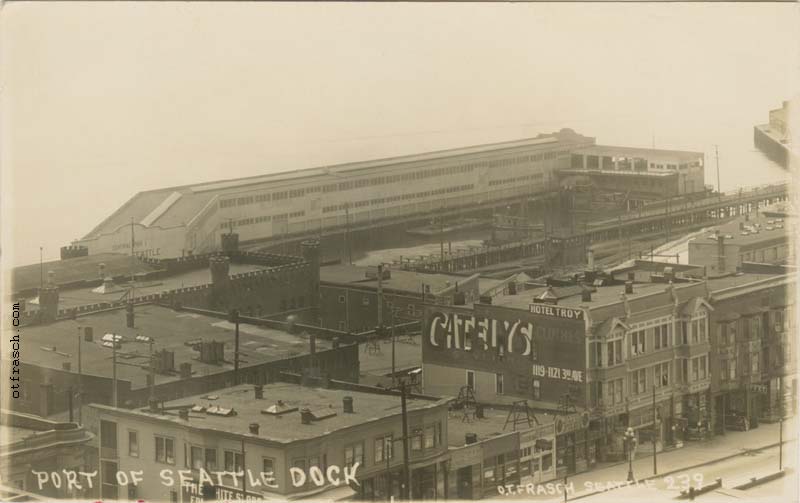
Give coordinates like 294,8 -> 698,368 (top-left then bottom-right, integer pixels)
501,422 -> 793,501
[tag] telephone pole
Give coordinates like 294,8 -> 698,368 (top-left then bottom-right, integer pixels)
400,380 -> 412,500
653,385 -> 658,475
714,144 -> 722,203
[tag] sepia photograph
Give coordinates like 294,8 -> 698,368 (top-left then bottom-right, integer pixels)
1,2 -> 798,503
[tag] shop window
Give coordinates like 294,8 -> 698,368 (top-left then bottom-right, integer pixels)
466,370 -> 475,391
632,368 -> 647,394
424,425 -> 435,448
189,446 -> 202,470
155,436 -> 175,465
374,435 -> 393,463
411,429 -> 423,451
345,442 -> 364,468
205,449 -> 217,471
655,362 -> 670,387
654,324 -> 670,350
224,450 -> 243,472
128,430 -> 138,457
630,331 -> 646,355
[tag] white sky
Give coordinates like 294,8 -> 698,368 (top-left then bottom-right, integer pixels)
2,2 -> 798,267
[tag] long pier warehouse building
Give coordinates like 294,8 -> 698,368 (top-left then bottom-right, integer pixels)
71,129 -> 705,259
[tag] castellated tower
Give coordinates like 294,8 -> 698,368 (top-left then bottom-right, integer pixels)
38,270 -> 60,322
209,254 -> 232,309
221,232 -> 240,254
300,239 -> 321,308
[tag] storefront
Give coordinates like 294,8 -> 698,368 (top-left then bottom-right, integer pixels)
519,423 -> 556,483
554,413 -> 591,478
481,433 -> 521,496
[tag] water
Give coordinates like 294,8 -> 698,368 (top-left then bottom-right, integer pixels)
3,3 -> 796,268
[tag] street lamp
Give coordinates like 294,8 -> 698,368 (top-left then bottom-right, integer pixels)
624,427 -> 636,482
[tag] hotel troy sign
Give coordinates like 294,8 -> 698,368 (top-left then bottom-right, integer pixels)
529,304 -> 585,320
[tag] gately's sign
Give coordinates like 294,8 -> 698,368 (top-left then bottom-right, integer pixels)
427,311 -> 533,355
529,304 -> 585,320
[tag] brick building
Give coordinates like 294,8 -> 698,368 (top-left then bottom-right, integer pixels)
81,381 -> 450,502
2,303 -> 358,417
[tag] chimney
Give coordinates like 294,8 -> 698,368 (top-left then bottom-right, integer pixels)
309,334 -> 316,355
717,232 -> 726,273
300,408 -> 313,425
332,337 -> 340,350
179,362 -> 192,380
479,295 -> 493,304
178,409 -> 189,421
98,263 -> 106,279
625,281 -> 634,294
343,396 -> 354,413
508,281 -> 517,295
581,289 -> 592,302
126,302 -> 135,328
587,247 -> 595,270
249,423 -> 260,435
254,385 -> 264,399
84,326 -> 94,342
465,433 -> 478,445
62,362 -> 71,371
453,291 -> 466,305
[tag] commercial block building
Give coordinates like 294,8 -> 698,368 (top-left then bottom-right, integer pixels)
0,411 -> 93,500
706,269 -> 797,432
2,303 -> 358,417
319,264 -> 481,333
82,382 -> 450,502
688,215 -> 794,275
422,271 -> 716,478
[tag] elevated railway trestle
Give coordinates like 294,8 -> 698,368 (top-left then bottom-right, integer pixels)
396,182 -> 791,274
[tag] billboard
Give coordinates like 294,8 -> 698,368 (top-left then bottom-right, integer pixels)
423,303 -> 586,404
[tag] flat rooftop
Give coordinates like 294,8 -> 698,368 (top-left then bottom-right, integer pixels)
689,215 -> 792,248
11,304 -> 330,389
447,406 -> 556,448
492,281 -> 670,311
24,261 -> 267,313
320,264 -> 470,295
573,144 -> 703,161
12,253 -> 159,295
705,272 -> 793,293
91,383 -> 449,443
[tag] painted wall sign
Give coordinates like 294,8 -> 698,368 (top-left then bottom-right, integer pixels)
529,304 -> 585,320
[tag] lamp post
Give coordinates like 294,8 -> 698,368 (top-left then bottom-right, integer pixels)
624,427 -> 636,482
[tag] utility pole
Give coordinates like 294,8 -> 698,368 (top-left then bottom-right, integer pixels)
377,264 -> 384,331
39,247 -> 43,292
149,339 -> 156,403
714,144 -> 721,203
344,203 -> 352,265
112,334 -> 118,407
779,377 -> 784,470
653,385 -> 658,475
231,309 -> 240,381
400,380 -> 412,500
391,309 -> 397,387
77,327 -> 83,423
439,213 -> 445,271
241,437 -> 247,496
